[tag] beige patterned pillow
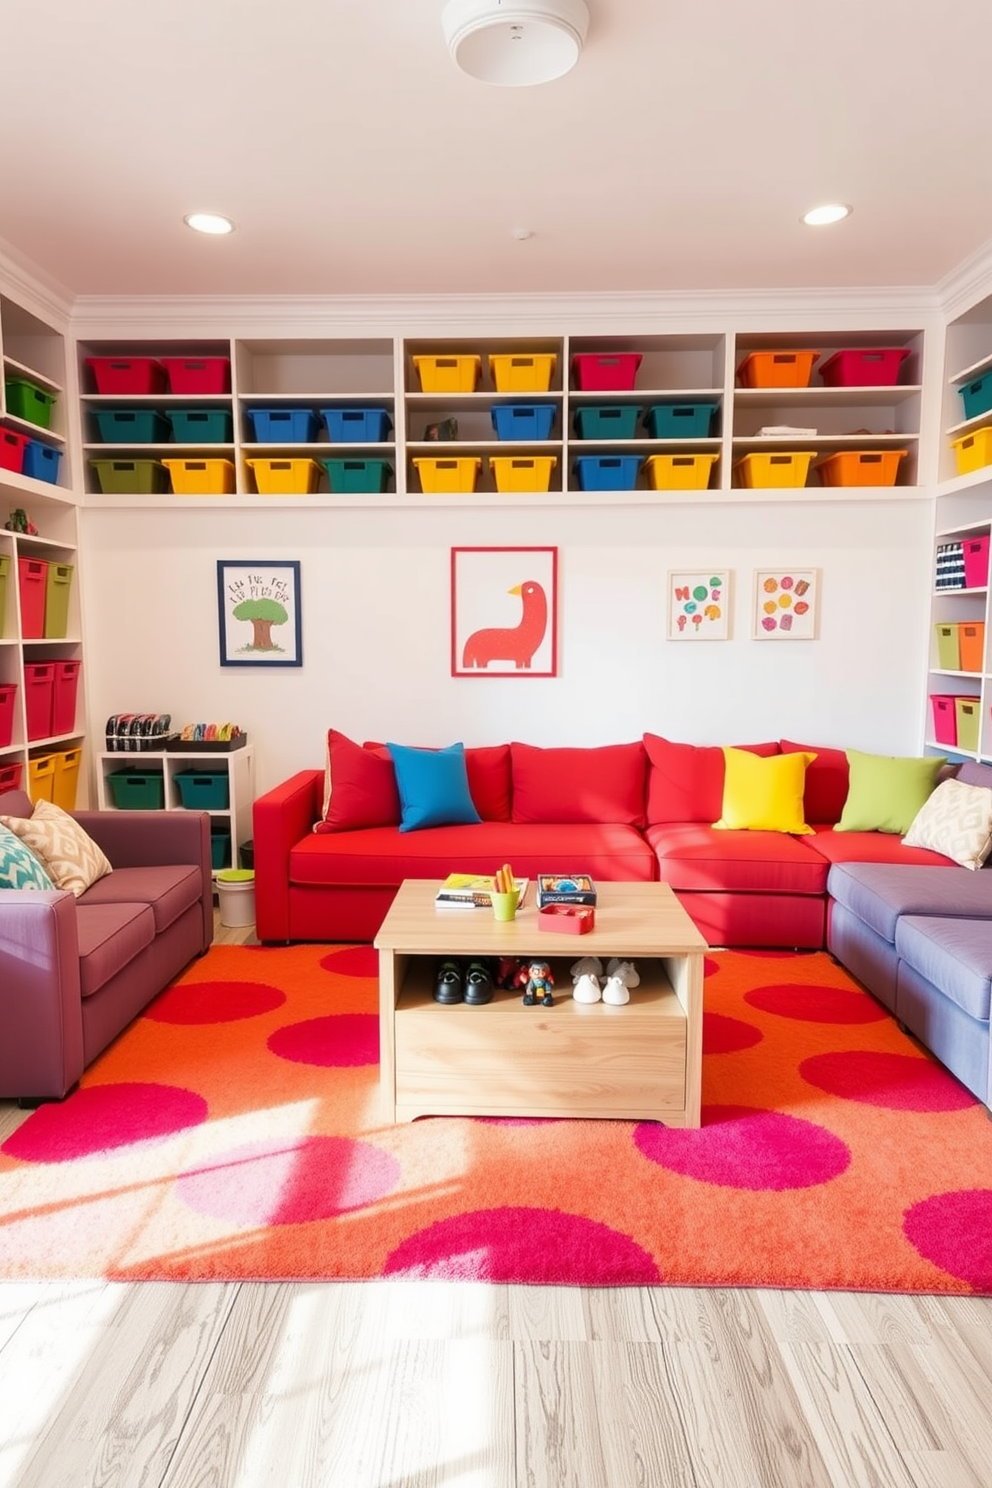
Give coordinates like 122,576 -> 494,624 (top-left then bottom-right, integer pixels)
902,778 -> 992,870
0,799 -> 113,896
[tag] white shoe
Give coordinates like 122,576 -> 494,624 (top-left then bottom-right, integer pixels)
605,958 -> 640,989
572,973 -> 602,1003
602,974 -> 630,1006
571,954 -> 603,981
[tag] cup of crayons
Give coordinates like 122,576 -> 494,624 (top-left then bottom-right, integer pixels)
490,863 -> 520,922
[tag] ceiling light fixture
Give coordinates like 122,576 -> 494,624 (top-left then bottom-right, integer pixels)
442,0 -> 589,86
802,203 -> 852,227
184,212 -> 235,236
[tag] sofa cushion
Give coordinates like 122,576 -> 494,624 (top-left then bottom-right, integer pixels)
79,864 -> 204,935
836,749 -> 946,834
0,822 -> 55,890
289,820 -> 656,887
511,742 -> 647,826
316,729 -> 400,832
0,800 -> 113,897
807,826 -> 957,869
827,862 -> 992,944
364,741 -> 512,822
643,735 -> 779,824
646,822 -> 828,895
895,914 -> 992,1022
780,739 -> 850,824
902,778 -> 992,869
75,902 -> 156,999
387,741 -> 482,832
715,748 -> 815,834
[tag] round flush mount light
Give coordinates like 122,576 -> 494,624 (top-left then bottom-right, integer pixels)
802,203 -> 852,227
184,212 -> 235,235
442,0 -> 590,86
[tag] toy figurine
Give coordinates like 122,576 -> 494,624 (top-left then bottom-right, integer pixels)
519,958 -> 555,1007
5,508 -> 38,535
495,956 -> 524,991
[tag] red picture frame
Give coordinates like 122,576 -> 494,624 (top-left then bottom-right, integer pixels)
450,547 -> 558,678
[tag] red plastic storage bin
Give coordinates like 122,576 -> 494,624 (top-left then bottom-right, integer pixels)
85,357 -> 166,395
0,760 -> 22,793
17,557 -> 48,638
0,428 -> 28,473
159,357 -> 231,394
0,681 -> 16,748
571,352 -> 642,391
52,660 -> 81,734
23,662 -> 54,741
930,694 -> 961,747
963,534 -> 991,589
818,348 -> 911,387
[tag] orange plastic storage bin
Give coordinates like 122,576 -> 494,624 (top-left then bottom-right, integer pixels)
737,350 -> 819,388
816,449 -> 907,487
959,621 -> 986,673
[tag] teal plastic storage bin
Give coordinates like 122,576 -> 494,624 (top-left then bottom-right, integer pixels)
958,372 -> 992,422
107,770 -> 165,809
321,458 -> 393,493
175,770 -> 230,809
210,826 -> 232,870
573,405 -> 639,440
165,408 -> 234,443
643,402 -> 719,438
92,408 -> 170,443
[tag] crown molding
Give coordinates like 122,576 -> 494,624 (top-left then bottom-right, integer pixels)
0,236 -> 74,329
935,235 -> 992,321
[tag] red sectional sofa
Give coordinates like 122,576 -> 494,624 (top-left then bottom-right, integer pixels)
253,732 -> 955,948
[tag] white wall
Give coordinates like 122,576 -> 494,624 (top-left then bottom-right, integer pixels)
80,494 -> 933,798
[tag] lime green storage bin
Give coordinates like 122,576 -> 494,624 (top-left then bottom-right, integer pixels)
934,623 -> 962,670
90,458 -> 168,494
0,553 -> 9,639
5,376 -> 57,429
107,769 -> 165,809
44,563 -> 74,639
955,697 -> 981,754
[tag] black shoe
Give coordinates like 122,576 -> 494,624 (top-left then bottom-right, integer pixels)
464,960 -> 494,1005
433,959 -> 463,1004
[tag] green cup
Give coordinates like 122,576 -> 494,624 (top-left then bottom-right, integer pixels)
490,889 -> 520,922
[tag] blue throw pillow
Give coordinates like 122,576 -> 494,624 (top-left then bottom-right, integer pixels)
386,742 -> 482,833
0,822 -> 56,890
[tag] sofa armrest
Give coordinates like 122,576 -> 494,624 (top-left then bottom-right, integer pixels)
0,890 -> 85,1100
253,770 -> 323,941
73,810 -> 214,952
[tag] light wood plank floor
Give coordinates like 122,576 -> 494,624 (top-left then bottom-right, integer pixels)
1,920 -> 990,1488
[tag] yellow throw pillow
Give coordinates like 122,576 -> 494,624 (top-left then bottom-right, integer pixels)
714,747 -> 816,834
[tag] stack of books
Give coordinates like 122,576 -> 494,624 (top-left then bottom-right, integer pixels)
434,873 -> 529,909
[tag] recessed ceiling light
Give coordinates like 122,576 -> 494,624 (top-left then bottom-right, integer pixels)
184,212 -> 235,236
802,203 -> 852,227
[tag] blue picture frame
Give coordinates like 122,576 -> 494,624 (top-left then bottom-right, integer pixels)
217,560 -> 302,667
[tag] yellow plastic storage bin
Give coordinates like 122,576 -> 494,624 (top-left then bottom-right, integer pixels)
246,458 -> 321,495
27,753 -> 56,804
489,455 -> 557,492
163,458 -> 236,495
950,427 -> 992,477
51,746 -> 82,810
645,452 -> 719,491
733,451 -> 815,488
413,456 -> 481,493
412,355 -> 481,393
488,353 -> 557,393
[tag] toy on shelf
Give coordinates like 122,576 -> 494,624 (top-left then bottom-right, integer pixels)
519,958 -> 555,1007
5,508 -> 38,535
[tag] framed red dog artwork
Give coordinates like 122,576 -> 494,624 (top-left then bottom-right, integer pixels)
450,546 -> 558,678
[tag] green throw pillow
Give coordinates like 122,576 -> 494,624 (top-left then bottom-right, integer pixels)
836,750 -> 947,835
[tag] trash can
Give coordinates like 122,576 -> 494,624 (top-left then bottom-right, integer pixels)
239,839 -> 254,870
216,868 -> 255,928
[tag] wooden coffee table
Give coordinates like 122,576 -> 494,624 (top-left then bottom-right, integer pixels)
374,879 -> 707,1126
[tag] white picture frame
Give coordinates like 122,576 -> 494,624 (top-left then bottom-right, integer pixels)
752,567 -> 820,639
667,570 -> 732,640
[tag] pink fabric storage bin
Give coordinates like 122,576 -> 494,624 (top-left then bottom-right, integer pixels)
0,682 -> 16,748
17,557 -> 47,639
52,660 -> 81,734
963,534 -> 990,590
930,694 -> 961,747
23,662 -> 54,741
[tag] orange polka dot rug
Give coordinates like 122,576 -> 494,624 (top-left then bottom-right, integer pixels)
1,944 -> 990,1292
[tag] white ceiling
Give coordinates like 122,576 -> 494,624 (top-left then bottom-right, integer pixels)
3,0 -> 992,304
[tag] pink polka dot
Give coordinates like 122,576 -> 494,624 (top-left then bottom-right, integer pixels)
320,946 -> 378,977
634,1105 -> 850,1190
382,1206 -> 661,1284
267,1014 -> 379,1067
704,956 -> 722,978
704,1012 -> 763,1054
903,1190 -> 992,1290
0,1084 -> 207,1164
745,983 -> 887,1024
177,1135 -> 400,1225
800,1052 -> 978,1111
147,980 -> 286,1024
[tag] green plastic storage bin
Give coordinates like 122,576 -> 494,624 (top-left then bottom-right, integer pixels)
165,408 -> 234,443
90,458 -> 168,494
175,770 -> 230,809
5,376 -> 57,429
107,770 -> 165,809
44,563 -> 74,639
321,458 -> 393,493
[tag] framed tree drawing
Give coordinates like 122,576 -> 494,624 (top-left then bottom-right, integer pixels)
217,560 -> 302,666
667,570 -> 732,640
451,547 -> 558,677
752,567 -> 820,639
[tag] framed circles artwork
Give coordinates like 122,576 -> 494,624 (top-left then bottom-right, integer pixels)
667,571 -> 732,640
451,546 -> 558,678
753,567 -> 820,640
217,560 -> 302,666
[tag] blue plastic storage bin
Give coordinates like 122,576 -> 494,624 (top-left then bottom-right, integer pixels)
166,408 -> 233,443
642,402 -> 719,438
246,408 -> 320,443
958,373 -> 992,423
490,403 -> 556,440
573,455 -> 641,490
573,405 -> 639,440
92,408 -> 170,443
22,441 -> 63,485
320,407 -> 392,442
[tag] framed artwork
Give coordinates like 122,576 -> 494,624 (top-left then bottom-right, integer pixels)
217,560 -> 302,666
451,546 -> 558,677
752,567 -> 819,639
667,570 -> 732,640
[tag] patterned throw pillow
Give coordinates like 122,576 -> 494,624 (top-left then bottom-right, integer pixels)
0,822 -> 56,890
902,778 -> 992,870
0,800 -> 113,896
